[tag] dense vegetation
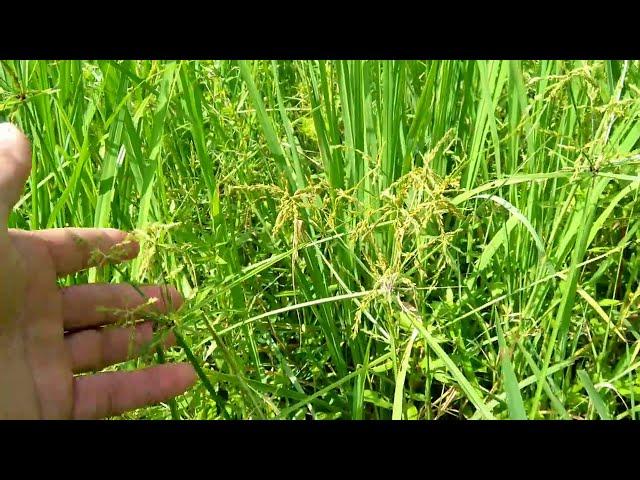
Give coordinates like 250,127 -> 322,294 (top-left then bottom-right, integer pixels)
1,60 -> 639,419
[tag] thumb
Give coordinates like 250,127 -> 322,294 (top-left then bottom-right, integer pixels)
0,123 -> 32,219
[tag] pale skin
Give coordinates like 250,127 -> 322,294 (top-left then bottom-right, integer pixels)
0,123 -> 197,419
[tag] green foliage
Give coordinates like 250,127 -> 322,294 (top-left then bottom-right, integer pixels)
2,60 -> 640,419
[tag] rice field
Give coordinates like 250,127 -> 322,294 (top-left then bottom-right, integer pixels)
1,60 -> 639,420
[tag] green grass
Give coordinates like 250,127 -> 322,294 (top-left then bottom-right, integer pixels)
2,60 -> 640,419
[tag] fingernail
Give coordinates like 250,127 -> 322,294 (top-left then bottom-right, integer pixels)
109,236 -> 140,261
161,285 -> 184,310
0,123 -> 20,142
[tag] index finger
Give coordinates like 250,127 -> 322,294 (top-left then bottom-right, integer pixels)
10,227 -> 140,276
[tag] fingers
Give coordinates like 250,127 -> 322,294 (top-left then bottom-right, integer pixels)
0,123 -> 31,219
72,363 -> 197,419
61,283 -> 183,331
66,322 -> 177,373
13,227 -> 140,276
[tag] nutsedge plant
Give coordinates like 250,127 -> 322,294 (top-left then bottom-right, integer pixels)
1,59 -> 640,419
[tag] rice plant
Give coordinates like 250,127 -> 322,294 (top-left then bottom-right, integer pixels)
2,59 -> 639,419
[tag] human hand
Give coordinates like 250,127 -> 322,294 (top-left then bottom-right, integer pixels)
0,123 -> 196,419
